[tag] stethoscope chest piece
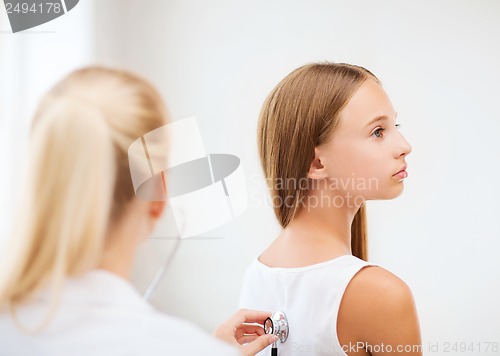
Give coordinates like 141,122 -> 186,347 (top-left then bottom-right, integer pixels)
264,310 -> 289,343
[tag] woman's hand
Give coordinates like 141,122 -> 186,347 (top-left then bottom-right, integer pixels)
214,309 -> 279,356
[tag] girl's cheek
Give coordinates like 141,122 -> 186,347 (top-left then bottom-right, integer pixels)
357,160 -> 380,180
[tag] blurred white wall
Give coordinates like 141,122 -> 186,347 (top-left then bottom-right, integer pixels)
1,1 -> 499,354
0,1 -> 95,251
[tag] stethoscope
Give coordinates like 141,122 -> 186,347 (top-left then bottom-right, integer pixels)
264,311 -> 289,356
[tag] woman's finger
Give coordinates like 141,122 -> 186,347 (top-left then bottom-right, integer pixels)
240,334 -> 279,356
226,309 -> 272,326
235,324 -> 266,336
236,335 -> 259,344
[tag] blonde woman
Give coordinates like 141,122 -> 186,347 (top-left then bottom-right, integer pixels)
0,67 -> 278,355
240,63 -> 422,355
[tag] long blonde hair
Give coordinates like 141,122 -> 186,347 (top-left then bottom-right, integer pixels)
258,63 -> 379,261
0,67 -> 168,325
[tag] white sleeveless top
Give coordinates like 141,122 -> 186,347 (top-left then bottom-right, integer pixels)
239,254 -> 376,356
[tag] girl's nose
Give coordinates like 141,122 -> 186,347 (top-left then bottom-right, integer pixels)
396,132 -> 412,158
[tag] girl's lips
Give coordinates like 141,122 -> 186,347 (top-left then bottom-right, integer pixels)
393,170 -> 408,179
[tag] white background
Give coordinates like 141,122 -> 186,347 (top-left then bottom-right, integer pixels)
1,1 -> 499,354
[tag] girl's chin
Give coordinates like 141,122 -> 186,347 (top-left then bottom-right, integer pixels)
366,185 -> 405,201
387,184 -> 406,199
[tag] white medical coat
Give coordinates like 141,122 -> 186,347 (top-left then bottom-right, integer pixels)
0,269 -> 239,356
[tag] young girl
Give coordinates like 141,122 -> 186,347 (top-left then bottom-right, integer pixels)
240,63 -> 421,355
0,67 -> 277,355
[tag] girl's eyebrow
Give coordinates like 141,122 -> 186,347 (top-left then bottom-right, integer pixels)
365,112 -> 398,127
366,115 -> 389,127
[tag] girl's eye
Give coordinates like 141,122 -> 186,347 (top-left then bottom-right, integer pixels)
371,128 -> 385,138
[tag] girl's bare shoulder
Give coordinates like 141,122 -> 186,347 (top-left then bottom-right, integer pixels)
342,265 -> 417,316
338,265 -> 421,354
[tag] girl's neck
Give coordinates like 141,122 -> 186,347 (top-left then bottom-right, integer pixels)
259,190 -> 362,268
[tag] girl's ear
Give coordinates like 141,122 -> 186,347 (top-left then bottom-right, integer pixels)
307,147 -> 329,180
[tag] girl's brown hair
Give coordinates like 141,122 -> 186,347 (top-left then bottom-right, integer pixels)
258,62 -> 379,261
